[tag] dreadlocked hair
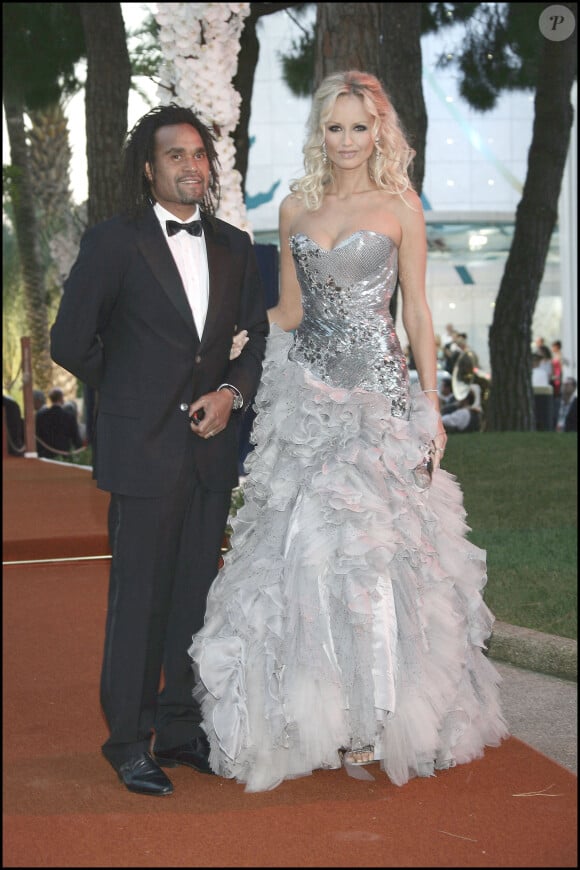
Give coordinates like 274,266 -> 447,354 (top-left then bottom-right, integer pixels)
121,103 -> 221,219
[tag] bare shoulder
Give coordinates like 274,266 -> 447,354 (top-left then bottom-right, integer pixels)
393,189 -> 423,222
394,190 -> 425,243
280,193 -> 305,222
279,193 -> 311,242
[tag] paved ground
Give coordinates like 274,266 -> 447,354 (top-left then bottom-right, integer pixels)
492,660 -> 577,775
486,618 -> 577,775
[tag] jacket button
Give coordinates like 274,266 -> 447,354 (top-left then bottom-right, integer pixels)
195,354 -> 202,364
179,403 -> 189,412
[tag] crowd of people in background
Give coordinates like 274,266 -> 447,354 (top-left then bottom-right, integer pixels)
2,386 -> 89,458
413,325 -> 577,435
531,335 -> 576,432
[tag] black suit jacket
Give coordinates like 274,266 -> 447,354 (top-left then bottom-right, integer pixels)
36,405 -> 83,458
51,208 -> 269,497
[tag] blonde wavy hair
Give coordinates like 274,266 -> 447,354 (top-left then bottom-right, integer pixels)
290,70 -> 416,211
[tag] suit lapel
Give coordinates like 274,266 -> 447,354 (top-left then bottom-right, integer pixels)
201,215 -> 230,345
135,208 -> 198,336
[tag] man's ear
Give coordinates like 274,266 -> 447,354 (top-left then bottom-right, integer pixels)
144,162 -> 153,182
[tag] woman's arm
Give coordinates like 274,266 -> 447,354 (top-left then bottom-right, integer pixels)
398,192 -> 447,464
267,195 -> 303,331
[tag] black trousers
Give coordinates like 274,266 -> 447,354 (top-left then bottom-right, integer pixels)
100,449 -> 231,769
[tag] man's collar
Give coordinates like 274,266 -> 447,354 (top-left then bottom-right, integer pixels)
153,202 -> 201,225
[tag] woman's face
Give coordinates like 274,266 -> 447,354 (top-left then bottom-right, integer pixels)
323,94 -> 375,170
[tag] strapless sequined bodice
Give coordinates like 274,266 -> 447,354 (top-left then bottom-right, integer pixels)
289,231 -> 410,418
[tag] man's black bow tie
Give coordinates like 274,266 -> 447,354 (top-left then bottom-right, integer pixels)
166,219 -> 203,237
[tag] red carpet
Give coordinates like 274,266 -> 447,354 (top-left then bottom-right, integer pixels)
2,458 -> 109,561
2,458 -> 577,867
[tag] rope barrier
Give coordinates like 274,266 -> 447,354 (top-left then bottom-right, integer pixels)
34,434 -> 89,457
5,430 -> 26,455
5,425 -> 90,459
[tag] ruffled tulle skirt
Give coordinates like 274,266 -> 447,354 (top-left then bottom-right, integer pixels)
189,325 -> 508,792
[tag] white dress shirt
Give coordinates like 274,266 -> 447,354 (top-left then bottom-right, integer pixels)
154,202 -> 209,338
532,364 -> 551,388
442,406 -> 472,431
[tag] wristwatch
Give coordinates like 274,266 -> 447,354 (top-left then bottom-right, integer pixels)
217,383 -> 244,411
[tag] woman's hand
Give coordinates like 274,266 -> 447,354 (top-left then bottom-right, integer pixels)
230,329 -> 249,360
430,419 -> 447,471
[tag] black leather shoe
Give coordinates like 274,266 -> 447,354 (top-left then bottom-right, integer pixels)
117,752 -> 174,796
155,733 -> 215,775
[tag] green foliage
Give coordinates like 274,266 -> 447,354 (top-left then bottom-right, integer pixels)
279,28 -> 315,97
229,485 -> 245,518
277,4 -> 316,97
126,12 -> 162,80
2,2 -> 85,107
428,2 -> 542,110
60,445 -> 93,466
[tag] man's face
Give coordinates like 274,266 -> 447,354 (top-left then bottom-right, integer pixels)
145,123 -> 210,219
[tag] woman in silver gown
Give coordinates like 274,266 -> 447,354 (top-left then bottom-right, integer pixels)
189,70 -> 508,792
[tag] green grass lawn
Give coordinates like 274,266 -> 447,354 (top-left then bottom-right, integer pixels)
443,431 -> 577,640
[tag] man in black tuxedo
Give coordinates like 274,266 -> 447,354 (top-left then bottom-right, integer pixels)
35,387 -> 83,458
51,105 -> 269,796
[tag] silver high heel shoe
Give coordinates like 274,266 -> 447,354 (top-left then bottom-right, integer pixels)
339,743 -> 375,766
339,742 -> 376,781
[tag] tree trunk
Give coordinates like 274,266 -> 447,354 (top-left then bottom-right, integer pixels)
27,99 -> 79,394
233,10 -> 260,195
377,3 -> 426,195
377,3 -> 426,322
79,2 -> 131,226
487,23 -> 577,431
28,101 -> 73,229
4,95 -> 53,393
314,3 -> 380,87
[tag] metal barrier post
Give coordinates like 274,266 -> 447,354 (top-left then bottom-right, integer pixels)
21,337 -> 37,458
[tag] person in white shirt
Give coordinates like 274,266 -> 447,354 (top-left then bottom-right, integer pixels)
532,351 -> 551,387
442,390 -> 481,432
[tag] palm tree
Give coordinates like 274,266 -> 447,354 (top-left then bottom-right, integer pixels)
27,99 -> 80,396
2,200 -> 27,394
2,2 -> 84,392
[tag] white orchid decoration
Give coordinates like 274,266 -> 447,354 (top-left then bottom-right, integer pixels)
154,2 -> 252,234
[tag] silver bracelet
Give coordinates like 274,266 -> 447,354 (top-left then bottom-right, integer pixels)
423,389 -> 438,394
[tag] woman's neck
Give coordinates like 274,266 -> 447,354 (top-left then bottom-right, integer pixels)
326,166 -> 377,200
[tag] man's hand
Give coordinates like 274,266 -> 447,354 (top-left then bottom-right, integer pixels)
189,390 -> 234,439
